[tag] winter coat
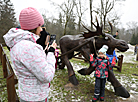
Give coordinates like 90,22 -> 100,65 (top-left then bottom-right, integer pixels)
106,50 -> 118,63
90,57 -> 114,78
3,28 -> 56,101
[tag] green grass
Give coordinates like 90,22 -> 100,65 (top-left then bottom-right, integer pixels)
0,47 -> 10,102
70,58 -> 138,79
113,63 -> 138,79
50,69 -> 118,102
0,63 -> 8,102
70,58 -> 89,66
1,54 -> 137,101
1,47 -> 138,101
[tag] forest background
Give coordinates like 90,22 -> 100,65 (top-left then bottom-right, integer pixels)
0,0 -> 138,45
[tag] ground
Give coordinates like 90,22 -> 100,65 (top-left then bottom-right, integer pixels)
48,44 -> 138,102
0,44 -> 138,102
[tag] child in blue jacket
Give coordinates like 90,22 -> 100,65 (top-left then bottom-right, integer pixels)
90,45 -> 116,102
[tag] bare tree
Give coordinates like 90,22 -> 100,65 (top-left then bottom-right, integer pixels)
89,0 -> 93,30
126,21 -> 138,37
75,0 -> 88,32
93,0 -> 115,30
55,0 -> 76,35
106,11 -> 121,33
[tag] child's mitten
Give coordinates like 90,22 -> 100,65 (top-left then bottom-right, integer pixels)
112,57 -> 116,65
90,54 -> 94,62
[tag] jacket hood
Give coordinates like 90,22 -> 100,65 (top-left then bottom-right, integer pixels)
3,28 -> 39,48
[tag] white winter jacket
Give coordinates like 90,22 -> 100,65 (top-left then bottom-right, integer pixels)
3,28 -> 56,101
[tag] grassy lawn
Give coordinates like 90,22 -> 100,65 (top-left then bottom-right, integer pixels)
0,63 -> 8,102
70,58 -> 138,79
49,68 -> 117,102
49,58 -> 138,102
1,46 -> 138,101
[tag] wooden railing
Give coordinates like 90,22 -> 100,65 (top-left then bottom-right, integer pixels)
73,53 -> 123,72
0,44 -> 19,102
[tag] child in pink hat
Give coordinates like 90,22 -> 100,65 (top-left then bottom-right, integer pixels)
3,7 -> 57,102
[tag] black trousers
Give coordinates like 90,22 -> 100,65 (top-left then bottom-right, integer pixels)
94,78 -> 106,99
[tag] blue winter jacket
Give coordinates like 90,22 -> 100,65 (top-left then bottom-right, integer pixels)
106,50 -> 118,63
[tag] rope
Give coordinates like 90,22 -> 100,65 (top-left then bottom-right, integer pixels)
58,40 -> 91,58
93,37 -> 98,56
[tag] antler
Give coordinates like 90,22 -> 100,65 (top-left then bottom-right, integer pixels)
81,23 -> 91,32
108,21 -> 113,35
96,17 -> 99,28
82,17 -> 105,38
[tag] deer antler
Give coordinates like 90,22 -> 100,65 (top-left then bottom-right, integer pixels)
81,17 -> 105,38
96,17 -> 99,28
81,22 -> 91,32
108,21 -> 113,35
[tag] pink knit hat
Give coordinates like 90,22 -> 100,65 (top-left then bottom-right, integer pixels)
19,7 -> 44,30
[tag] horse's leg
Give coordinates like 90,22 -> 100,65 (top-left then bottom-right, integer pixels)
78,49 -> 95,75
62,55 -> 79,85
108,70 -> 130,98
77,48 -> 130,98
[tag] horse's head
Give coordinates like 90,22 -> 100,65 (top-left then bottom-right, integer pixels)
94,33 -> 129,55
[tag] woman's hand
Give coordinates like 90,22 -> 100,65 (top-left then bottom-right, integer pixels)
44,42 -> 49,51
50,40 -> 57,49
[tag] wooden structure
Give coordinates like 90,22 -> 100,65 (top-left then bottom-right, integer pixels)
117,55 -> 123,72
0,44 -> 19,102
73,53 -> 124,72
136,49 -> 138,61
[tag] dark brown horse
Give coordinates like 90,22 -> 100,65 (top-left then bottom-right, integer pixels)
59,20 -> 130,98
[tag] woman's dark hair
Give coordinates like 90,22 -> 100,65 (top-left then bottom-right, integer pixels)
29,28 -> 37,34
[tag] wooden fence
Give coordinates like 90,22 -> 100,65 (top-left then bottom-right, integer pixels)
0,44 -> 19,102
75,53 -> 123,72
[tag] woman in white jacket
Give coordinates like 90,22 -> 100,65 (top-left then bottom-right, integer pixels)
3,7 -> 57,102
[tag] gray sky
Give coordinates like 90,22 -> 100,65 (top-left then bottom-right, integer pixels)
10,0 -> 138,29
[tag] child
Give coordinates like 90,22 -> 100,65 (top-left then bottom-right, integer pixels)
55,49 -> 59,69
90,45 -> 116,102
3,7 -> 57,102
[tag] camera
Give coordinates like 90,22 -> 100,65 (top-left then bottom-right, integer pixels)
49,34 -> 56,45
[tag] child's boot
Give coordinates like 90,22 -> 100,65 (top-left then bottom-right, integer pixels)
92,95 -> 99,102
92,97 -> 98,102
100,97 -> 104,101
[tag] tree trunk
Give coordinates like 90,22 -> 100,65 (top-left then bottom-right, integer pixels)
103,15 -> 106,30
78,17 -> 81,32
89,0 -> 93,30
63,16 -> 69,35
136,49 -> 138,61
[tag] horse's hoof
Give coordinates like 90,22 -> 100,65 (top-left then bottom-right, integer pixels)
114,86 -> 130,98
77,68 -> 87,75
69,74 -> 79,85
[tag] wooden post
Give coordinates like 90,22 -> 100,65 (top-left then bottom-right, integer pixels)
0,44 -> 2,63
6,73 -> 16,102
136,49 -> 138,61
117,55 -> 123,72
1,44 -> 19,102
2,54 -> 8,78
